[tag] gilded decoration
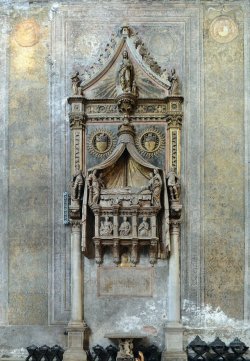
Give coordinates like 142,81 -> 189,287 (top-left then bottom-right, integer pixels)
88,129 -> 116,158
14,19 -> 40,47
136,128 -> 165,158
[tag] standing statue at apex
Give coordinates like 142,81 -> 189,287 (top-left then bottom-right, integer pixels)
118,50 -> 134,93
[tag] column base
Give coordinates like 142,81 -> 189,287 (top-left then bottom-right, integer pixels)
63,349 -> 87,361
162,322 -> 187,361
63,323 -> 87,361
161,351 -> 187,361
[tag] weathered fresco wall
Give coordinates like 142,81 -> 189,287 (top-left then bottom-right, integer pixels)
0,0 -> 249,357
203,5 -> 244,319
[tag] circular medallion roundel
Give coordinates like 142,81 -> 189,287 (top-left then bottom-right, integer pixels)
88,129 -> 116,158
209,16 -> 238,44
136,127 -> 165,158
14,19 -> 40,47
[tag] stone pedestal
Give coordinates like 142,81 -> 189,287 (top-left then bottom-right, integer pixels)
64,325 -> 87,361
64,222 -> 87,361
161,322 -> 187,361
162,222 -> 186,361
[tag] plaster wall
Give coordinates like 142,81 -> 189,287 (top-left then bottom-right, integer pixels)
0,0 -> 249,357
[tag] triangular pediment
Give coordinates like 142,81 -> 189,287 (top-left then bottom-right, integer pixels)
80,26 -> 172,100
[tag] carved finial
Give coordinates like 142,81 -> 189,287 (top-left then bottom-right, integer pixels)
121,25 -> 130,37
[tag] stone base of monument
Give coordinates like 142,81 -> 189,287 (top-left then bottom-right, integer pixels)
117,357 -> 134,361
105,332 -> 146,361
161,322 -> 187,361
63,324 -> 87,361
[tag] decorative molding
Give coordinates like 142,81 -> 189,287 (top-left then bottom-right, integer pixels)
73,130 -> 82,172
244,4 -> 250,322
170,130 -> 178,172
0,14 -> 9,326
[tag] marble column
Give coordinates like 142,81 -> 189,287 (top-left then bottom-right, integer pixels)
162,221 -> 186,361
64,221 -> 87,361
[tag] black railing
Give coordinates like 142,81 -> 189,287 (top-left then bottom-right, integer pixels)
87,344 -> 161,361
187,336 -> 249,361
26,338 -> 249,361
26,345 -> 64,361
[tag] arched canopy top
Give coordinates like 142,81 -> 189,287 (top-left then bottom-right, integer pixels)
80,26 -> 172,99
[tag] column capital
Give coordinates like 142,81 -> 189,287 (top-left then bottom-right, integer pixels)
170,220 -> 181,234
166,113 -> 183,129
70,220 -> 81,232
69,112 -> 86,129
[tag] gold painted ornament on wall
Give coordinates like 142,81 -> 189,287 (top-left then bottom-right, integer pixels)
136,127 -> 165,158
209,16 -> 238,44
14,19 -> 40,47
88,129 -> 116,158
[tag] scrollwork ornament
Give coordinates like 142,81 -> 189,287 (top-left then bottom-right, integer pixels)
136,127 -> 165,158
88,129 -> 116,158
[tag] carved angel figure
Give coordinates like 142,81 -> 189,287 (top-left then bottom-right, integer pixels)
166,167 -> 180,201
71,71 -> 82,96
100,216 -> 113,236
148,168 -> 162,207
119,216 -> 131,236
88,169 -> 105,205
168,68 -> 180,96
71,170 -> 84,201
118,50 -> 133,92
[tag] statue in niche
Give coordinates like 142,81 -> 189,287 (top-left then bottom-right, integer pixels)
132,80 -> 138,96
118,339 -> 134,358
88,169 -> 105,205
100,216 -> 113,236
71,170 -> 84,201
147,168 -> 162,207
166,167 -> 180,201
71,71 -> 82,96
138,217 -> 150,237
119,216 -> 131,236
168,68 -> 179,96
118,50 -> 134,93
120,252 -> 132,267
